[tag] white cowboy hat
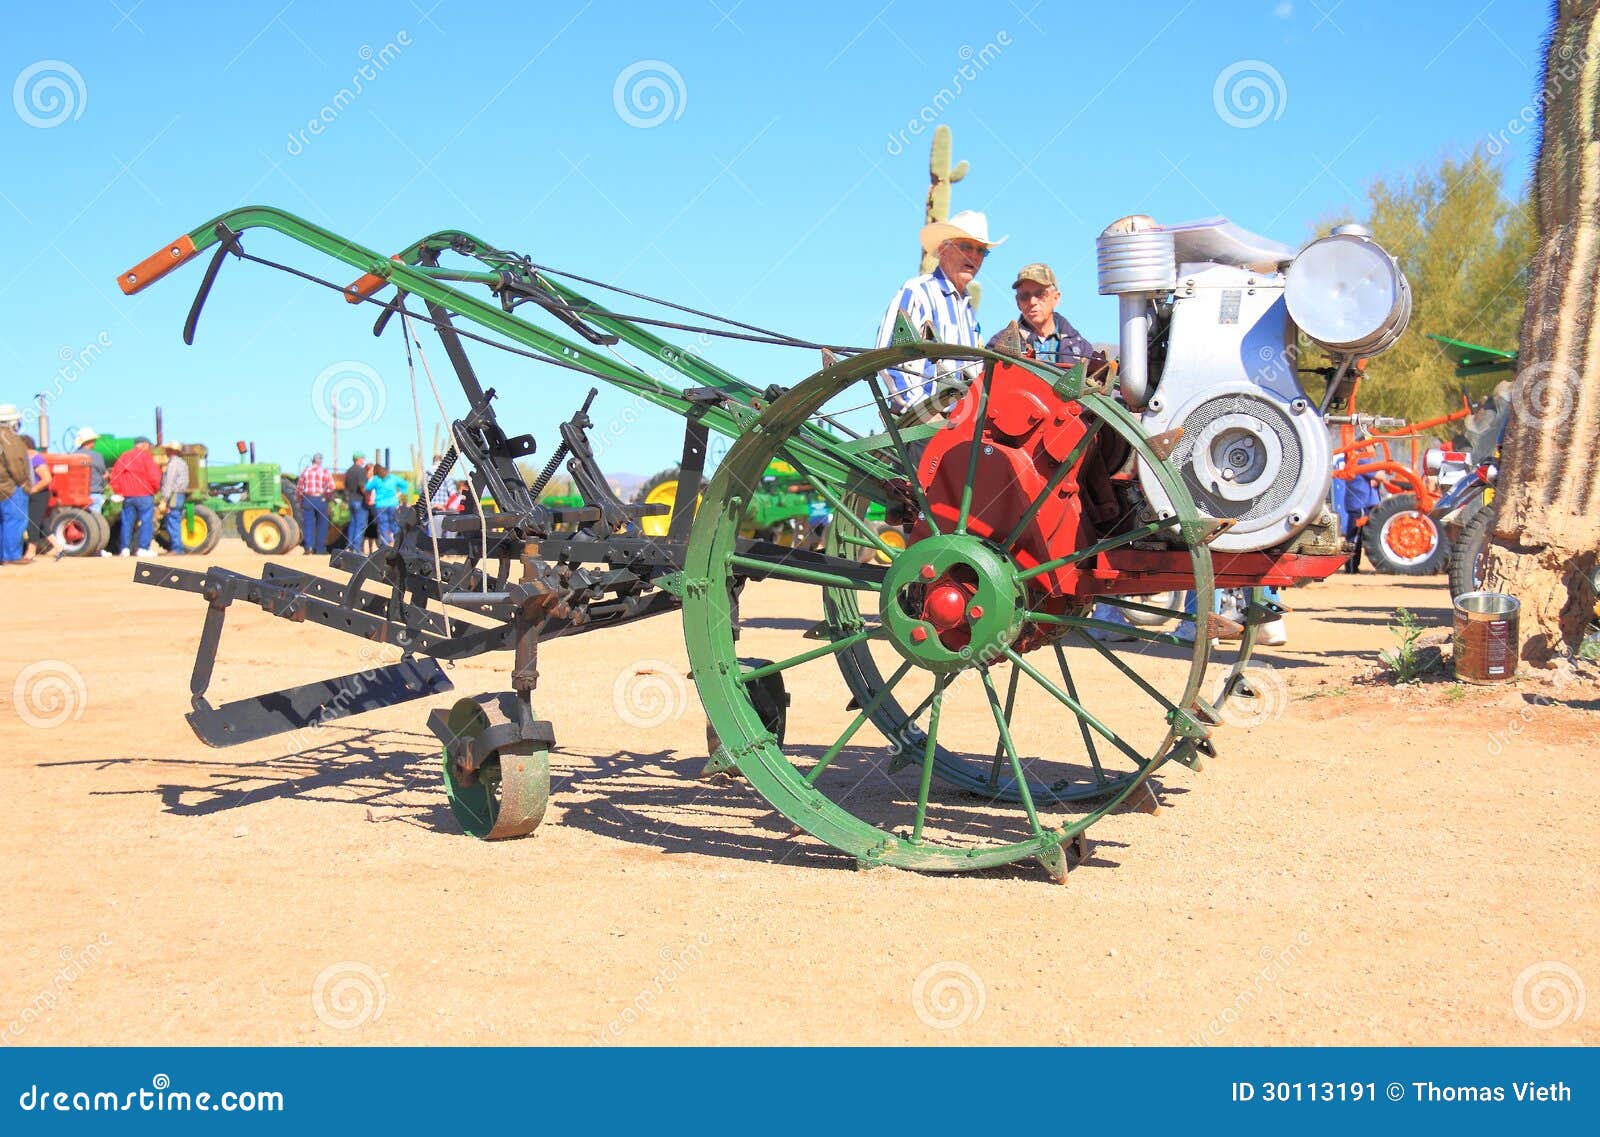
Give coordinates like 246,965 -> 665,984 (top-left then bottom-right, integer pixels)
919,209 -> 1007,255
0,403 -> 20,425
75,428 -> 100,446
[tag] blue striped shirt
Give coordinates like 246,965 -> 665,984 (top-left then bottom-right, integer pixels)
874,267 -> 983,410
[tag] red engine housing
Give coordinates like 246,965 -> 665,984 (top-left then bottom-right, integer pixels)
912,360 -> 1345,601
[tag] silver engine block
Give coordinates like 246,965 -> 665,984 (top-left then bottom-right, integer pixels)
1097,216 -> 1409,554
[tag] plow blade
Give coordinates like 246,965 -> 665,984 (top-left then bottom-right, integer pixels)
187,658 -> 454,748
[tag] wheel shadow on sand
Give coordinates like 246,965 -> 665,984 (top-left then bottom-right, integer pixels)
50,729 -> 1144,881
553,744 -> 1149,880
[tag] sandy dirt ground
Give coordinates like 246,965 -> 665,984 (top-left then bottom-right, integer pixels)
1,543 -> 1596,1047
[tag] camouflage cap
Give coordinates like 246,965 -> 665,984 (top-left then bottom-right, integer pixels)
1012,263 -> 1057,289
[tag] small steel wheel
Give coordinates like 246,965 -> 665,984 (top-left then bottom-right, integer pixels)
438,693 -> 550,840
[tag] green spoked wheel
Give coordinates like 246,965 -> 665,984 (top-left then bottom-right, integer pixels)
683,344 -> 1230,879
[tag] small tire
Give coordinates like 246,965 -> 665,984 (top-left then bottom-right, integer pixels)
634,467 -> 686,539
48,508 -> 101,556
243,512 -> 294,555
173,503 -> 223,554
85,510 -> 111,554
1364,492 -> 1450,575
1449,505 -> 1495,600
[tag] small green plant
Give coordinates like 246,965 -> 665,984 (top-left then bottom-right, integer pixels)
1579,633 -> 1600,661
1380,607 -> 1427,683
1445,683 -> 1467,702
1301,685 -> 1348,701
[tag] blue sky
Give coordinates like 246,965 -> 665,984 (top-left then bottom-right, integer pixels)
2,0 -> 1551,476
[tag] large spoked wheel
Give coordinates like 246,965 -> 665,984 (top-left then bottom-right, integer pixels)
683,345 -> 1231,879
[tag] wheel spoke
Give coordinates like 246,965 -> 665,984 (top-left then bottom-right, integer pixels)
865,371 -> 942,537
805,660 -> 916,785
1015,516 -> 1184,581
1026,610 -> 1195,648
986,663 -> 1021,789
980,668 -> 1045,838
1054,643 -> 1106,784
1004,647 -> 1150,768
1000,418 -> 1104,549
910,675 -> 947,842
954,367 -> 994,533
779,446 -> 899,561
1068,628 -> 1182,714
727,552 -> 877,590
1092,594 -> 1191,622
740,627 -> 881,683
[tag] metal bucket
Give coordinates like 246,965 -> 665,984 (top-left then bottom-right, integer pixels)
1453,591 -> 1519,683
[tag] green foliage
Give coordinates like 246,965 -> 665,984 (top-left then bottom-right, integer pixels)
1313,146 -> 1533,424
1379,607 -> 1428,683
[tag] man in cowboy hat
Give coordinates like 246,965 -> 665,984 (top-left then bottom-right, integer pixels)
74,428 -> 108,512
874,209 -> 1004,413
158,440 -> 191,554
989,262 -> 1094,368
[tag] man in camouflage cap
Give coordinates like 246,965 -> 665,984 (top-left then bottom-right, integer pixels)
988,262 -> 1093,368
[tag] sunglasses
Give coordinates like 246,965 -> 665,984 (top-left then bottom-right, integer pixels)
945,241 -> 989,260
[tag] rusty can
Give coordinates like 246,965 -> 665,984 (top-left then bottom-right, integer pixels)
1453,591 -> 1519,683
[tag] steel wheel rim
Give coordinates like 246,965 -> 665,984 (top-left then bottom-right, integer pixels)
683,344 -> 1221,874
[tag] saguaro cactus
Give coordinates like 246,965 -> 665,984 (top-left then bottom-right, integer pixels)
1486,0 -> 1600,663
921,125 -> 980,309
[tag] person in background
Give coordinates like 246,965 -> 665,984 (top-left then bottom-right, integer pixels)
445,479 -> 470,514
159,441 -> 190,555
75,428 -> 107,511
874,209 -> 1003,414
367,463 -> 411,548
426,454 -> 453,537
108,436 -> 161,558
297,452 -> 334,555
988,262 -> 1094,367
0,405 -> 35,565
21,435 -> 52,560
1339,464 -> 1378,574
343,451 -> 370,554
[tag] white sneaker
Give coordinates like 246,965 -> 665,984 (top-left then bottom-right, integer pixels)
100,550 -> 113,557
1258,618 -> 1288,647
118,548 -> 130,557
136,548 -> 158,559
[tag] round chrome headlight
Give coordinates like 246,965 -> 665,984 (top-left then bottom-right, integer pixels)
1285,231 -> 1410,357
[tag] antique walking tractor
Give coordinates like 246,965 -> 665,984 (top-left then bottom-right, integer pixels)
118,208 -> 1409,879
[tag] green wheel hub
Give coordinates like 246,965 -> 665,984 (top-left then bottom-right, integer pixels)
880,534 -> 1024,672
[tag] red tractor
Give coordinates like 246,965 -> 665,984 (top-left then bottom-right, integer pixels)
40,450 -> 113,556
